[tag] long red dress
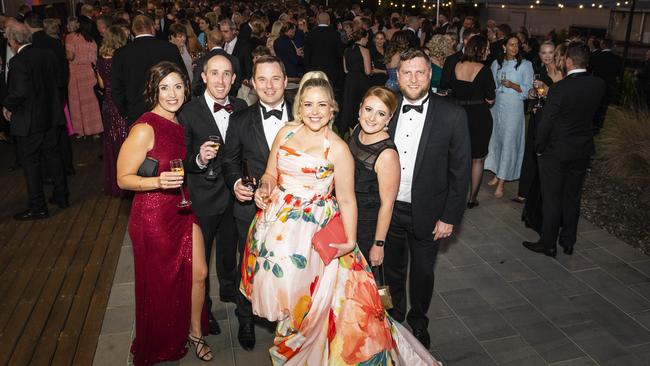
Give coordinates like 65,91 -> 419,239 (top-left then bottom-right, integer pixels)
128,112 -> 197,366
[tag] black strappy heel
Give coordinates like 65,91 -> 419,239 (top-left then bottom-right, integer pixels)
187,333 -> 213,362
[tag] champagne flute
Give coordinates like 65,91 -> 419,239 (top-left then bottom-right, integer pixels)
259,179 -> 273,223
170,159 -> 192,208
205,135 -> 222,181
500,71 -> 507,93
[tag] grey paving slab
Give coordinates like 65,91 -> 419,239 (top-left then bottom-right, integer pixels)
631,283 -> 650,301
428,316 -> 498,366
630,260 -> 650,278
560,321 -> 647,366
498,304 -> 585,364
631,310 -> 650,330
481,335 -> 547,366
569,293 -> 650,347
440,288 -> 517,341
628,342 -> 650,364
519,256 -> 593,297
580,248 -> 650,285
180,321 -> 234,366
439,241 -> 485,267
107,283 -> 136,308
100,305 -> 135,335
573,268 -> 650,314
113,245 -> 135,285
555,252 -> 598,272
429,291 -> 455,320
511,278 -> 587,327
489,258 -> 539,282
94,332 -> 132,366
472,243 -> 512,263
549,357 -> 598,366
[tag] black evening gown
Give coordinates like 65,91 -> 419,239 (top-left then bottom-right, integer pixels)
340,44 -> 369,133
449,65 -> 496,159
521,67 -> 555,234
369,45 -> 388,87
347,125 -> 397,260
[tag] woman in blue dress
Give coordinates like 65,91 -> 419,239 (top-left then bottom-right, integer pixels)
486,34 -> 534,198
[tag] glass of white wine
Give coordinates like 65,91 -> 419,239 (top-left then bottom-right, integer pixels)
500,71 -> 507,93
170,159 -> 191,208
533,76 -> 545,108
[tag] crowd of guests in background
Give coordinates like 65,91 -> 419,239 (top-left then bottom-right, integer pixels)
0,0 -> 634,364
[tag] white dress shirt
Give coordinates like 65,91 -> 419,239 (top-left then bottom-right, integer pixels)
225,37 -> 238,55
259,100 -> 288,149
204,92 -> 231,141
567,68 -> 587,76
393,94 -> 430,203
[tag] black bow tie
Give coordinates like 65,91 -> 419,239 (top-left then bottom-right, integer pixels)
261,104 -> 283,120
402,94 -> 430,114
214,102 -> 233,113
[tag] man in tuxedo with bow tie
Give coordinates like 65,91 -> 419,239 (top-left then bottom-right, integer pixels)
385,48 -> 471,349
523,42 -> 605,258
221,55 -> 292,350
179,54 -> 247,337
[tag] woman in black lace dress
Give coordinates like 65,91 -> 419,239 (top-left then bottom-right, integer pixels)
348,87 -> 400,266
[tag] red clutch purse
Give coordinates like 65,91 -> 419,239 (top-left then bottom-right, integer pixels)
312,214 -> 348,265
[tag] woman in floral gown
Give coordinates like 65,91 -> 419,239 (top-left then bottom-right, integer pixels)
240,77 -> 440,365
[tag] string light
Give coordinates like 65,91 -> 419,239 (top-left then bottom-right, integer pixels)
616,2 -> 620,5
598,4 -> 602,7
591,3 -> 595,6
579,4 -> 584,8
501,4 -> 506,7
474,3 -> 478,6
536,0 -> 540,3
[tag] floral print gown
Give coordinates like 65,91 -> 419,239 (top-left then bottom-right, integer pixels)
241,126 -> 439,366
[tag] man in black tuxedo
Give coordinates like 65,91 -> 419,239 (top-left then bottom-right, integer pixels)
487,24 -> 511,66
588,39 -> 622,133
222,55 -> 291,351
79,4 -> 100,45
303,13 -> 343,94
439,27 -> 480,91
192,30 -> 242,97
524,42 -> 605,257
405,16 -> 420,49
220,19 -> 252,83
2,22 -> 68,220
111,14 -> 185,125
385,48 -> 471,349
26,13 -> 74,176
179,54 -> 247,337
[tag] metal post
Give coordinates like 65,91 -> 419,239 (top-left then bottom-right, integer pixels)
436,0 -> 440,26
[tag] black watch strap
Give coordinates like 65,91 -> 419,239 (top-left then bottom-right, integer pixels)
373,240 -> 385,247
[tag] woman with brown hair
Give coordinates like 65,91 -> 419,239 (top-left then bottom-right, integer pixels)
117,61 -> 216,365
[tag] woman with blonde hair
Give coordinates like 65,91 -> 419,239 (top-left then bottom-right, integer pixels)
97,25 -> 129,197
241,77 -> 440,365
426,34 -> 453,90
44,18 -> 61,38
266,20 -> 284,55
290,71 -> 330,122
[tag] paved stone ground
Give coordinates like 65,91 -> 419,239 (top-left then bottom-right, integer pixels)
94,181 -> 650,366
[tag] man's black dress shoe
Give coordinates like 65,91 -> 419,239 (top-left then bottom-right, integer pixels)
13,209 -> 49,221
412,328 -> 430,349
559,243 -> 574,255
48,197 -> 70,208
522,241 -> 556,258
208,312 -> 221,335
238,322 -> 256,350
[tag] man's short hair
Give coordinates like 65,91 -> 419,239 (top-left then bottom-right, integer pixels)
206,29 -> 224,48
252,54 -> 286,80
6,22 -> 32,45
24,12 -> 43,28
601,38 -> 614,49
203,54 -> 233,73
317,12 -> 330,25
398,48 -> 431,69
566,41 -> 591,68
168,23 -> 186,37
132,14 -> 154,35
218,18 -> 236,30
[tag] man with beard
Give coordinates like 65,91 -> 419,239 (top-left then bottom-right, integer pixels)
385,48 -> 471,349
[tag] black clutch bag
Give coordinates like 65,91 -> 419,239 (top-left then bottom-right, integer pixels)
137,156 -> 159,177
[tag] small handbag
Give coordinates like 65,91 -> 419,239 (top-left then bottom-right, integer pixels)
311,214 -> 347,265
372,265 -> 393,310
137,156 -> 159,177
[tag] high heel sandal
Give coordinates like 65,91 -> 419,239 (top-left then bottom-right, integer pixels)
187,333 -> 213,362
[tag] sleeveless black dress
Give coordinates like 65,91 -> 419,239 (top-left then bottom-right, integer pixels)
340,45 -> 369,133
348,126 -> 397,260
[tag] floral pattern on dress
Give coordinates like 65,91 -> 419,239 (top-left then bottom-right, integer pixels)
240,126 -> 438,366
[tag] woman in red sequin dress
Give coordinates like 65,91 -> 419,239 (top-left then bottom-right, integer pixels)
117,62 -> 216,365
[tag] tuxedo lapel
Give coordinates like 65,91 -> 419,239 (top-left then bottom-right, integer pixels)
252,103 -> 270,156
413,95 -> 436,179
197,97 -> 224,140
388,98 -> 403,138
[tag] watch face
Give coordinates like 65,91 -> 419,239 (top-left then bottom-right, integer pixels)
374,240 -> 385,247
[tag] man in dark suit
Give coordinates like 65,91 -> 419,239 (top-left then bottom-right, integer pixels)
405,16 -> 420,49
439,27 -> 480,90
220,19 -> 252,83
192,29 -> 242,97
79,4 -> 100,45
25,13 -> 74,176
385,49 -> 471,349
588,39 -> 622,133
222,55 -> 292,351
179,54 -> 247,337
2,22 -> 68,220
487,24 -> 511,66
524,42 -> 605,257
112,14 -> 185,125
303,12 -> 344,94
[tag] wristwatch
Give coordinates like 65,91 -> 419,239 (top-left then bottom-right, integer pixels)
373,240 -> 385,247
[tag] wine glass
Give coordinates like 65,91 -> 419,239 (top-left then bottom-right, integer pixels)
205,135 -> 222,181
533,76 -> 544,108
500,71 -> 508,93
259,179 -> 274,223
170,159 -> 191,208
